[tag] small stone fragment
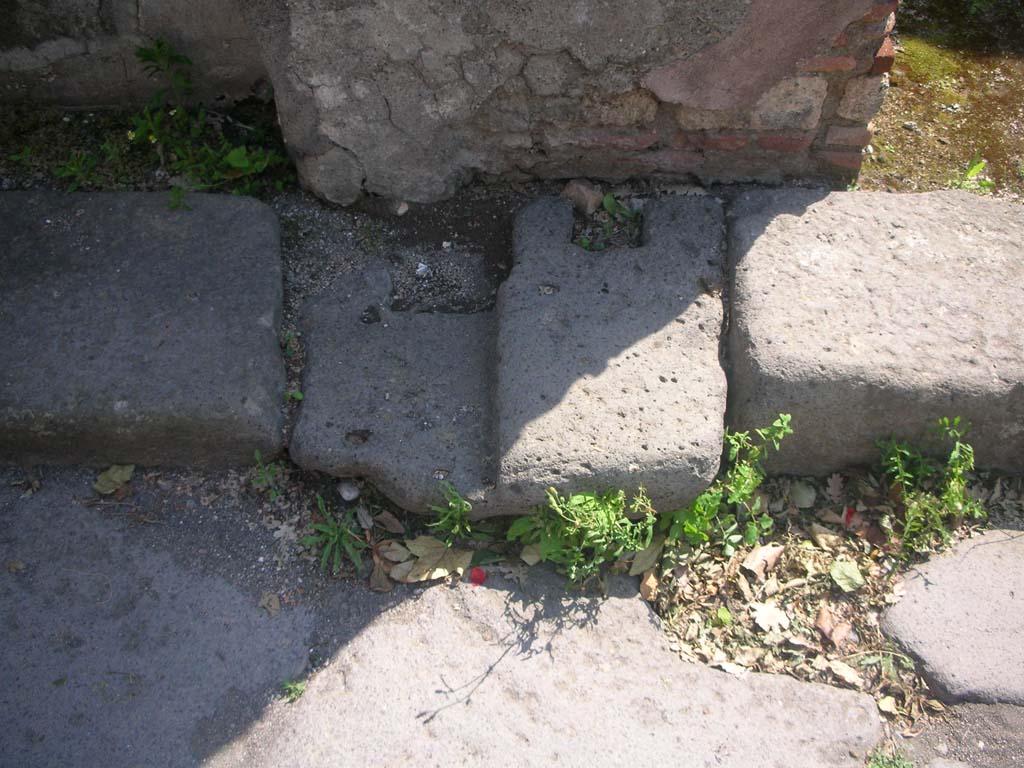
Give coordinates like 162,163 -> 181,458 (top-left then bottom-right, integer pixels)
561,179 -> 604,215
338,482 -> 361,502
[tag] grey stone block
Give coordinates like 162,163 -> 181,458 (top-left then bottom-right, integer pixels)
493,197 -> 727,513
883,529 -> 1024,705
728,189 -> 1024,474
0,192 -> 285,467
289,270 -> 494,513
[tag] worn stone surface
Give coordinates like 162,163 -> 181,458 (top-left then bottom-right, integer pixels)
0,191 -> 285,467
837,75 -> 891,121
728,189 -> 1024,475
494,197 -> 727,512
209,567 -> 880,768
883,530 -> 1024,705
290,270 -> 495,513
0,0 -> 265,105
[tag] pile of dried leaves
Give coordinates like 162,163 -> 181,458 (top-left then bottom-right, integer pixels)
633,469 -> 1020,731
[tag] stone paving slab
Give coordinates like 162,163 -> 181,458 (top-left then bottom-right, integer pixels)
728,189 -> 1024,475
290,269 -> 495,513
494,197 -> 727,512
0,192 -> 285,467
883,529 -> 1024,705
208,568 -> 880,768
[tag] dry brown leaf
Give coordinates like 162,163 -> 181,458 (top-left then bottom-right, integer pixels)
378,540 -> 412,563
258,592 -> 280,618
826,473 -> 844,502
6,559 -> 26,574
878,695 -> 899,716
827,659 -> 863,688
741,544 -> 785,583
639,568 -> 659,601
520,543 -> 542,566
369,559 -> 393,592
809,523 -> 843,550
373,510 -> 405,534
629,535 -> 665,577
750,602 -> 790,633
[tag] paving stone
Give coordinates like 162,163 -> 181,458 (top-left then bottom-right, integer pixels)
883,529 -> 1024,705
289,269 -> 495,513
0,192 -> 285,467
208,568 -> 881,768
494,197 -> 727,512
728,189 -> 1024,475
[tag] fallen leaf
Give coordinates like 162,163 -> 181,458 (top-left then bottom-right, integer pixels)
405,535 -> 447,560
715,605 -> 733,626
355,506 -> 374,530
390,541 -> 473,584
925,699 -> 946,713
373,510 -> 405,534
790,481 -> 817,509
809,523 -> 843,550
369,560 -> 393,592
378,540 -> 412,563
712,661 -> 750,678
750,602 -> 790,633
827,659 -> 863,688
877,695 -> 899,715
388,558 -> 416,582
639,568 -> 659,601
826,473 -> 844,502
258,592 -> 280,618
6,559 -> 26,574
629,534 -> 665,576
830,559 -> 866,593
93,464 -> 135,495
741,544 -> 785,583
520,543 -> 542,566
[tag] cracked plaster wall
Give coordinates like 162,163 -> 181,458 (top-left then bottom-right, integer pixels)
1,0 -> 898,204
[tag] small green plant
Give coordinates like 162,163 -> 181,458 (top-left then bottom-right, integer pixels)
302,494 -> 367,574
280,679 -> 306,703
9,147 -> 33,164
130,38 -> 289,206
662,414 -> 792,556
281,330 -> 300,358
867,748 -> 914,768
508,487 -> 655,584
428,481 -> 474,544
948,151 -> 996,194
252,449 -> 283,501
877,416 -> 986,556
285,389 -> 305,403
54,150 -> 99,191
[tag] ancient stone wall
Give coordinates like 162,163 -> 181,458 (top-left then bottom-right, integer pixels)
1,0 -> 898,204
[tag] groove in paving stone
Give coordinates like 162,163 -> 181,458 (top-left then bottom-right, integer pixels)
883,529 -> 1024,705
727,189 -> 1024,475
0,192 -> 285,467
289,269 -> 495,513
493,196 -> 728,512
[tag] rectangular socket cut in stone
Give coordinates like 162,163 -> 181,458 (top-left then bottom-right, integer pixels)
0,192 -> 285,466
289,270 -> 495,514
493,197 -> 728,513
728,189 -> 1024,474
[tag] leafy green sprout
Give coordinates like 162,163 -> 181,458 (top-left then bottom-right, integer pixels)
877,416 -> 986,556
428,481 -> 474,544
285,389 -> 305,403
252,449 -> 283,502
301,494 -> 367,574
54,150 -> 99,191
507,487 -> 655,584
281,679 -> 307,703
662,414 -> 792,557
948,151 -> 996,194
867,749 -> 914,768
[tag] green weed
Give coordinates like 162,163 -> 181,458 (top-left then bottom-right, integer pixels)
252,449 -> 283,502
878,416 -> 986,555
428,481 -> 474,544
54,150 -> 99,191
284,389 -> 305,403
301,494 -> 367,574
867,749 -> 914,768
280,679 -> 307,703
948,151 -> 996,193
507,487 -> 655,584
662,414 -> 792,557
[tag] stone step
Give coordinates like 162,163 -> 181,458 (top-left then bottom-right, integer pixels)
728,189 -> 1024,475
0,192 -> 285,467
289,270 -> 496,513
494,196 -> 728,512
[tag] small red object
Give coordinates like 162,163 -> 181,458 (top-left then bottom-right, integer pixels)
470,566 -> 486,586
843,506 -> 857,528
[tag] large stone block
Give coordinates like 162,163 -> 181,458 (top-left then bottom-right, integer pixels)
728,189 -> 1024,474
493,197 -> 727,512
289,271 -> 495,513
0,192 -> 285,466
